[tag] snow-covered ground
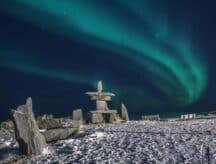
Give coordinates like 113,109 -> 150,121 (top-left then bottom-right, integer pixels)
1,120 -> 216,164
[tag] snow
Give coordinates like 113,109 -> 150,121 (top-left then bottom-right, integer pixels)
42,147 -> 51,155
90,131 -> 105,138
5,141 -> 11,146
39,129 -> 46,132
64,139 -> 74,143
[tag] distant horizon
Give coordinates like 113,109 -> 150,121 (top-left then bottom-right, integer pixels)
1,96 -> 214,121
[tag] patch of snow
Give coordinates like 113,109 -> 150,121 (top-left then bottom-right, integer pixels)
13,142 -> 18,148
90,132 -> 105,138
39,129 -> 46,132
42,147 -> 51,155
65,139 -> 74,143
5,141 -> 11,146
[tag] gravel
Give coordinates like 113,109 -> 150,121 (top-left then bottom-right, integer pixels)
1,119 -> 216,164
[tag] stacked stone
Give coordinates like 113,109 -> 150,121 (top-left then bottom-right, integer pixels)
86,81 -> 119,124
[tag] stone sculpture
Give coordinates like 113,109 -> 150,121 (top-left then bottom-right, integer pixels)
86,81 -> 119,124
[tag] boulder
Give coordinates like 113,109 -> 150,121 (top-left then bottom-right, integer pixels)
42,128 -> 78,142
11,97 -> 47,155
73,109 -> 83,122
37,117 -> 62,130
121,104 -> 129,121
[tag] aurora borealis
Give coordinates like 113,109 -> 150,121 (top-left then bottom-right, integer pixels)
0,0 -> 215,120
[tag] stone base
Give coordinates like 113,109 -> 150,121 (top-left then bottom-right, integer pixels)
87,110 -> 118,124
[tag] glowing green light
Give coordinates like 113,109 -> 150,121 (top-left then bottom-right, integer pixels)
0,0 -> 207,108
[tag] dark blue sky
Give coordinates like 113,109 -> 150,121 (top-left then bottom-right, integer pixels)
0,0 -> 216,120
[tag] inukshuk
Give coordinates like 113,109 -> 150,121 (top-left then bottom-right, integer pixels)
86,81 -> 118,123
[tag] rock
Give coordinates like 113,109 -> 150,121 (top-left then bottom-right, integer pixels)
121,104 -> 129,121
59,118 -> 81,128
0,120 -> 14,129
73,109 -> 83,122
0,153 -> 23,164
97,80 -> 103,92
88,112 -> 104,124
181,114 -> 196,120
41,128 -> 78,142
142,114 -> 160,121
88,111 -> 119,124
96,100 -> 109,111
37,117 -> 62,130
41,114 -> 54,119
11,97 -> 47,155
109,113 -> 117,123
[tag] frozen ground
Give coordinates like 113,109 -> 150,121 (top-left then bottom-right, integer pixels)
1,120 -> 216,164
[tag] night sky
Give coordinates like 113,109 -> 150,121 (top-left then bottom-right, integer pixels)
0,0 -> 216,121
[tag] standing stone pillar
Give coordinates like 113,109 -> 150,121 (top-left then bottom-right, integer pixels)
11,97 -> 47,155
73,109 -> 83,122
121,103 -> 129,121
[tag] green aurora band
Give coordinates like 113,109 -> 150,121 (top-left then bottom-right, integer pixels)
0,0 -> 207,109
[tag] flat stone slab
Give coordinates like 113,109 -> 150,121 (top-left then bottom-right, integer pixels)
41,128 -> 78,142
89,110 -> 117,114
37,118 -> 63,130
